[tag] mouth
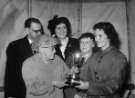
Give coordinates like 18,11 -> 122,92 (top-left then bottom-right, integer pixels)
97,42 -> 101,44
82,48 -> 88,51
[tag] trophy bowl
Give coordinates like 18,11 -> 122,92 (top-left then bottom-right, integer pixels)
65,52 -> 83,86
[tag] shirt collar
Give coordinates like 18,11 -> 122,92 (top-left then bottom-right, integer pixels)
101,46 -> 113,54
28,38 -> 33,44
61,37 -> 69,45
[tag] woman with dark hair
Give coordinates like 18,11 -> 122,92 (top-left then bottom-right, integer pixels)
93,22 -> 121,49
47,16 -> 79,98
47,15 -> 79,62
48,15 -> 71,38
74,22 -> 128,98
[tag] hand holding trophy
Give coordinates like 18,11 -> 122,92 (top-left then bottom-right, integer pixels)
65,51 -> 84,86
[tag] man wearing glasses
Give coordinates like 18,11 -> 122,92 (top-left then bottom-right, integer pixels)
4,17 -> 44,98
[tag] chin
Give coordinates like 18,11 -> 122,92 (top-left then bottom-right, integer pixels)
82,50 -> 88,53
50,55 -> 55,60
97,44 -> 102,48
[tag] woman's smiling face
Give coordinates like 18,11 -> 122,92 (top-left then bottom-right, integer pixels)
94,29 -> 110,50
55,23 -> 67,39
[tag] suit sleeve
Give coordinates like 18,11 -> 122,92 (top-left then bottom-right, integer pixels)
5,43 -> 18,91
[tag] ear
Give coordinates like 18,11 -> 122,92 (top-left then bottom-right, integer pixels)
92,42 -> 95,48
25,28 -> 30,35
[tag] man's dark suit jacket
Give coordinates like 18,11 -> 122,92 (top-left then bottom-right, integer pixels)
4,36 -> 33,98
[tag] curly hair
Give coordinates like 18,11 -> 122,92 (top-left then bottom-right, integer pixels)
47,15 -> 72,37
31,35 -> 58,53
79,32 -> 98,53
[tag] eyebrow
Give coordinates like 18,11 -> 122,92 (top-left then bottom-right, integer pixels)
40,46 -> 49,48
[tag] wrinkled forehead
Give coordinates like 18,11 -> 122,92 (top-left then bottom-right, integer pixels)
39,40 -> 56,48
40,45 -> 55,51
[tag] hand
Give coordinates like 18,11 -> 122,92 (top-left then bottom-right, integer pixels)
52,80 -> 68,88
29,80 -> 51,96
128,94 -> 135,98
128,90 -> 135,98
74,80 -> 89,90
48,86 -> 55,96
131,89 -> 135,94
74,94 -> 82,98
30,85 -> 53,96
70,66 -> 79,74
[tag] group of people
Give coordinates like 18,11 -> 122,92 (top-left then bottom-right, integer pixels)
4,16 -> 129,98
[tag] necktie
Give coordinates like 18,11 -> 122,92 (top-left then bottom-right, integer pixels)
31,43 -> 36,54
78,57 -> 84,68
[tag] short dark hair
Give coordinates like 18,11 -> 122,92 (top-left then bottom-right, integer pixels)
93,22 -> 121,49
79,32 -> 98,52
79,32 -> 95,41
24,17 -> 41,28
24,17 -> 44,34
47,15 -> 72,37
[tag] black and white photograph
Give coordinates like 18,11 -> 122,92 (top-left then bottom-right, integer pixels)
0,0 -> 134,98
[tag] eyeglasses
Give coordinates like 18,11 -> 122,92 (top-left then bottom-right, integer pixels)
31,29 -> 42,33
40,46 -> 55,50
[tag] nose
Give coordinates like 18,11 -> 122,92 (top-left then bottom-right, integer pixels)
35,32 -> 41,37
60,29 -> 64,33
53,48 -> 56,53
37,31 -> 42,35
95,36 -> 99,42
61,27 -> 66,32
